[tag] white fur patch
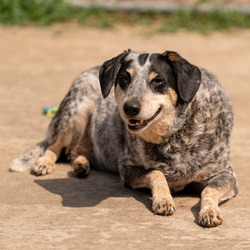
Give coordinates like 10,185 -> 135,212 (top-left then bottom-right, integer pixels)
10,144 -> 45,172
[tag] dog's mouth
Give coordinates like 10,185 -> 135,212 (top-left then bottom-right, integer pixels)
127,107 -> 162,131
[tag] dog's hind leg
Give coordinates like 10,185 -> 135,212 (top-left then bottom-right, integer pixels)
32,68 -> 100,176
68,103 -> 96,178
31,121 -> 74,175
198,171 -> 238,227
71,155 -> 90,178
11,67 -> 100,175
32,105 -> 94,176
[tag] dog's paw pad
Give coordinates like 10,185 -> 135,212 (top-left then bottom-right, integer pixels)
198,207 -> 224,227
72,157 -> 90,178
31,158 -> 55,176
152,196 -> 176,216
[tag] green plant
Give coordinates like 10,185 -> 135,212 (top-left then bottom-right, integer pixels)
0,0 -> 249,33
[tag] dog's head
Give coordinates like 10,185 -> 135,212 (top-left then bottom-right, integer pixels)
99,49 -> 201,143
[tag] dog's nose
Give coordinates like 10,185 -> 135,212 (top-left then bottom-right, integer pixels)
123,102 -> 141,117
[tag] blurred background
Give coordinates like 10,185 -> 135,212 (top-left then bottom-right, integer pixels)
0,0 -> 250,31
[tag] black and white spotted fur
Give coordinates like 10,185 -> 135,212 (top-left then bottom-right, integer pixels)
11,50 -> 238,227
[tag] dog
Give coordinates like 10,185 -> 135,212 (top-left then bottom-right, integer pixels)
11,49 -> 238,227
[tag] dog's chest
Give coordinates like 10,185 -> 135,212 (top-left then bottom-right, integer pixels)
131,135 -> 207,182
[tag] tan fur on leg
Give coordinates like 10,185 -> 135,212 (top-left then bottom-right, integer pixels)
199,186 -> 232,227
129,170 -> 176,216
31,125 -> 71,175
72,155 -> 90,178
32,149 -> 57,176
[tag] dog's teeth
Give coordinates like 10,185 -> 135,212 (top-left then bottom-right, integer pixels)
129,120 -> 143,126
135,120 -> 143,126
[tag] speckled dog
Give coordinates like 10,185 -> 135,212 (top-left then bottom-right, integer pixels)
11,49 -> 238,227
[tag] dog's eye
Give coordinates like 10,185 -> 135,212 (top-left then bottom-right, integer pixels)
151,78 -> 167,93
152,78 -> 164,86
119,73 -> 131,90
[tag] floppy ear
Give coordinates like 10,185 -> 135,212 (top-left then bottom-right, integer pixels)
163,51 -> 201,103
99,49 -> 131,98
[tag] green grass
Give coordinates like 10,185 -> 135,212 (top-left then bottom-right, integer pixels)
159,9 -> 250,33
0,0 -> 250,33
0,0 -> 73,26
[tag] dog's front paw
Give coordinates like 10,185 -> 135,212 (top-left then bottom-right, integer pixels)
31,157 -> 55,176
152,195 -> 176,216
198,207 -> 224,227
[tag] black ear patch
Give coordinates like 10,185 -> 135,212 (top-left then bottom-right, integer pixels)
99,49 -> 131,98
138,53 -> 149,66
163,51 -> 201,103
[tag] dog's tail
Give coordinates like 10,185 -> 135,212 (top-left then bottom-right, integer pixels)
10,140 -> 48,172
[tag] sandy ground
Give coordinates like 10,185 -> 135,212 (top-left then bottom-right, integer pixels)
0,24 -> 250,249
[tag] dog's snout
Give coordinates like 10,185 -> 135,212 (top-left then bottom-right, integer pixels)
123,102 -> 141,117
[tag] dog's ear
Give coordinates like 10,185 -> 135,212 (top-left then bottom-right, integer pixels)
99,49 -> 131,98
163,51 -> 201,103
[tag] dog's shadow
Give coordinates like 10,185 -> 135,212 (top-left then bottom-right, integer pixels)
35,170 -> 204,224
174,183 -> 202,226
34,170 -> 152,210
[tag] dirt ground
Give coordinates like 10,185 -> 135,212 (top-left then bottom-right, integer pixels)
0,24 -> 250,249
